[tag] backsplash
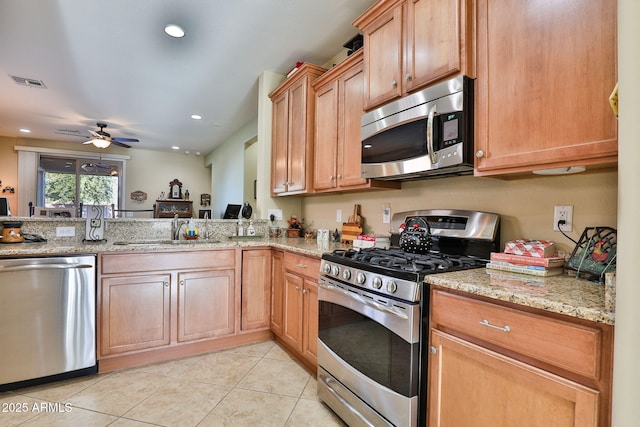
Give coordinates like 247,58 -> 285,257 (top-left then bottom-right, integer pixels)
4,218 -> 268,243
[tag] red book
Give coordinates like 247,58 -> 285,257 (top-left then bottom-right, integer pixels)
490,252 -> 565,267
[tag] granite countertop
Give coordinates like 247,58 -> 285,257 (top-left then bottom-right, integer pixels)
0,237 -> 613,325
424,268 -> 615,325
0,237 -> 347,258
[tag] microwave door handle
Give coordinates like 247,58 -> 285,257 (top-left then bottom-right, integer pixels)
427,105 -> 438,165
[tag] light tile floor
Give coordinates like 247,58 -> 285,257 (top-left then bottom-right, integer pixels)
0,340 -> 347,427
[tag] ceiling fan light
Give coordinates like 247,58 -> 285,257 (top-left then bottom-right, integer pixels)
164,24 -> 185,38
92,138 -> 111,149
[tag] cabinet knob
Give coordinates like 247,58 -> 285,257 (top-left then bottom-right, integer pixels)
391,80 -> 397,88
164,281 -> 169,288
180,280 -> 184,287
337,174 -> 342,179
405,73 -> 412,81
302,289 -> 308,295
430,346 -> 437,355
475,150 -> 485,158
329,175 -> 334,181
295,286 -> 301,291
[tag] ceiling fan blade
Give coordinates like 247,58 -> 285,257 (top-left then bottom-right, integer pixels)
113,137 -> 139,143
111,141 -> 132,149
82,140 -> 94,144
88,130 -> 101,138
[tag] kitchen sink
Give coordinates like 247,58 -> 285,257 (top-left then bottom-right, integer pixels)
112,239 -> 220,246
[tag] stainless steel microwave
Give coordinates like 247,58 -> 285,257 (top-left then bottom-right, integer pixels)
361,75 -> 474,180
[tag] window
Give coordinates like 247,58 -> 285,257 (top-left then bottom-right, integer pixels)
37,155 -> 123,217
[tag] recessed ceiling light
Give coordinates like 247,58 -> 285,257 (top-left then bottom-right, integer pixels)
19,128 -> 31,133
164,24 -> 185,38
190,114 -> 202,120
172,146 -> 180,150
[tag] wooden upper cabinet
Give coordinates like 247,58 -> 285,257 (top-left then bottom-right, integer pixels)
355,0 -> 474,110
474,0 -> 618,176
312,51 -> 400,193
269,63 -> 326,196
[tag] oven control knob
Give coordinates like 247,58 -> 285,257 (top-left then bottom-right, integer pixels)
331,265 -> 340,276
342,269 -> 351,280
386,280 -> 398,293
373,277 -> 383,289
322,263 -> 332,274
356,272 -> 366,284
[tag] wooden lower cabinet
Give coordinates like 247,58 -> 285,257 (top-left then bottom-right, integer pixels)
241,249 -> 272,331
177,269 -> 235,342
270,250 -> 285,336
429,330 -> 599,427
98,249 -> 272,371
100,273 -> 171,355
271,251 -> 320,371
428,288 -> 613,427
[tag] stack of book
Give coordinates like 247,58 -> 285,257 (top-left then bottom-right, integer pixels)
486,252 -> 566,277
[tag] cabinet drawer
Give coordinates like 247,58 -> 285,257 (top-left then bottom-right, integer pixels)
431,289 -> 602,380
283,252 -> 320,279
101,249 -> 235,274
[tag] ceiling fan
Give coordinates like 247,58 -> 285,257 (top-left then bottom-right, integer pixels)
83,122 -> 139,148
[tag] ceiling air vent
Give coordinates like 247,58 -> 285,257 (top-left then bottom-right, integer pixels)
10,75 -> 47,88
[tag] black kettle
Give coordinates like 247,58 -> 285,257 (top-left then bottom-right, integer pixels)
399,217 -> 432,254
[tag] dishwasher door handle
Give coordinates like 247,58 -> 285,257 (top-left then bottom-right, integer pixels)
0,263 -> 94,273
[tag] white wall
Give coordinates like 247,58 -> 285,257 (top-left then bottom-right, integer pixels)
612,0 -> 640,425
207,117 -> 257,219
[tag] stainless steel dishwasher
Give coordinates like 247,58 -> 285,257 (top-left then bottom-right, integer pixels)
0,255 -> 97,390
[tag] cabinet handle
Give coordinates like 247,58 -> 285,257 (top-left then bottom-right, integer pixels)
164,281 -> 169,288
405,73 -> 412,81
479,319 -> 511,333
476,150 -> 484,158
430,346 -> 437,355
296,264 -> 307,268
180,280 -> 184,287
391,79 -> 397,87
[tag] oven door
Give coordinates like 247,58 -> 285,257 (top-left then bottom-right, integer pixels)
317,276 -> 421,427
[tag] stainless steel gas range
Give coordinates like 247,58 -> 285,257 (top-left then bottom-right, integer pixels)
317,209 -> 501,427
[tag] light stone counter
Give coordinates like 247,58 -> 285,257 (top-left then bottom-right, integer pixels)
1,217 -> 612,325
424,268 -> 614,325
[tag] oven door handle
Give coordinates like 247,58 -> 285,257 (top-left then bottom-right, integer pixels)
319,282 -> 409,320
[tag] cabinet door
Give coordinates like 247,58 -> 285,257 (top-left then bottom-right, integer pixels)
271,91 -> 289,194
313,80 -> 339,191
362,3 -> 404,109
302,279 -> 319,366
177,270 -> 235,342
405,0 -> 463,92
270,250 -> 285,336
428,330 -> 599,427
100,274 -> 171,356
241,249 -> 272,331
474,0 -> 617,175
287,76 -> 310,193
282,272 -> 304,352
338,60 -> 367,188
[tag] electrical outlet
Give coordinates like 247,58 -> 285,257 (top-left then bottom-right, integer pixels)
553,205 -> 573,231
382,207 -> 391,224
56,226 -> 75,237
267,209 -> 283,221
336,209 -> 342,223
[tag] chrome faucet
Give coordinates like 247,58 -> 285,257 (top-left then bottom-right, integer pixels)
171,214 -> 188,240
